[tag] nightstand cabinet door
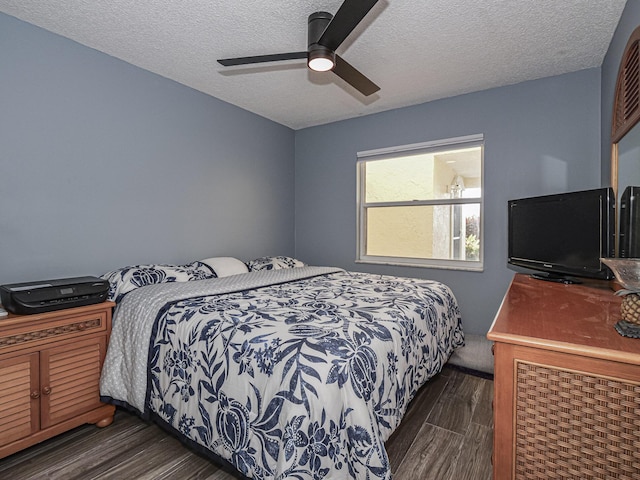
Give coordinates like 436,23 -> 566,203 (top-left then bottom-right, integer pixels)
0,302 -> 116,459
0,352 -> 40,447
40,337 -> 107,429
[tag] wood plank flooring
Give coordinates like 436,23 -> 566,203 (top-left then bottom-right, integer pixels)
0,366 -> 493,480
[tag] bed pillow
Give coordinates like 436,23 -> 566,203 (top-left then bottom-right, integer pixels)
245,256 -> 306,272
101,261 -> 216,303
200,257 -> 249,278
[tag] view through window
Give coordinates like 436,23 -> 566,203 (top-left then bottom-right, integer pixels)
357,135 -> 484,270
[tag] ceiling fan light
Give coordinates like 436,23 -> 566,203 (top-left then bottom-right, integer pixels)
308,56 -> 334,72
308,46 -> 335,72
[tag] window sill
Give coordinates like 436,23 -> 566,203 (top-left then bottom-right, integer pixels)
355,257 -> 484,272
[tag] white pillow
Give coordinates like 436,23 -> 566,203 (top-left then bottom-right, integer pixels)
200,257 -> 249,277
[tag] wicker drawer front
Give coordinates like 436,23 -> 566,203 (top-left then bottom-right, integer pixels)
515,361 -> 640,479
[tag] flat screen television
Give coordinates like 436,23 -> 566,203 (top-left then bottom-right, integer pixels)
508,188 -> 615,282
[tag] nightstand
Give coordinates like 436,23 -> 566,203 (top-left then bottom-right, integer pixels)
0,301 -> 116,458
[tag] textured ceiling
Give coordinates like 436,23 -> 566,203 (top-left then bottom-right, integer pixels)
0,0 -> 627,129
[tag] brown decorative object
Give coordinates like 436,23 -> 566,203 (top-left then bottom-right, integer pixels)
0,302 -> 116,459
621,292 -> 640,324
488,274 -> 640,479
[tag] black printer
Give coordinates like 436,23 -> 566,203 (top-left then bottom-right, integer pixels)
0,276 -> 110,315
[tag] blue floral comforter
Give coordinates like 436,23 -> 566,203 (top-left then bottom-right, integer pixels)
101,267 -> 463,480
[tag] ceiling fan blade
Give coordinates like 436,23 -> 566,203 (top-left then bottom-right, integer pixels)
218,51 -> 307,67
332,54 -> 379,96
317,0 -> 379,51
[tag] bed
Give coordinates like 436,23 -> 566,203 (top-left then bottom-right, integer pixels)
99,257 -> 464,480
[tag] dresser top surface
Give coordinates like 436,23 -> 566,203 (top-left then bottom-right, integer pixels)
488,273 -> 640,364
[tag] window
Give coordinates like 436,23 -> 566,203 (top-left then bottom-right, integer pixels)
356,134 -> 484,271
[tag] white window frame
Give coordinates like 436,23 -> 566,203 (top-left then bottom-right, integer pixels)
356,134 -> 484,271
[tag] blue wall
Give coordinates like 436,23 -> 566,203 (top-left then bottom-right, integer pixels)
0,13 -> 295,284
0,10 -> 611,337
294,70 -> 602,335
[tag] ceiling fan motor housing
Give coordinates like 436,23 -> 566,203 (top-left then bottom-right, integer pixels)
308,12 -> 333,46
308,12 -> 335,68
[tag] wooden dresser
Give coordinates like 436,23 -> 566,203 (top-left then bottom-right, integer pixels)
0,302 -> 116,458
488,274 -> 640,479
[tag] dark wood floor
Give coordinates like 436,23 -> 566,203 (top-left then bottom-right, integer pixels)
0,366 -> 493,480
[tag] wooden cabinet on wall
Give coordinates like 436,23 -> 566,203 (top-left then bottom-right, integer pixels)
0,302 -> 116,458
488,274 -> 640,479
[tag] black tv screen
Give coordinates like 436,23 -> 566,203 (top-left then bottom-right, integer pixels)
508,188 -> 615,281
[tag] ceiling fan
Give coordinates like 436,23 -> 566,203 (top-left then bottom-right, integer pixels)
217,0 -> 380,96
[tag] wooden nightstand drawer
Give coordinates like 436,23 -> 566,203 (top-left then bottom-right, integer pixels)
0,303 -> 111,355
